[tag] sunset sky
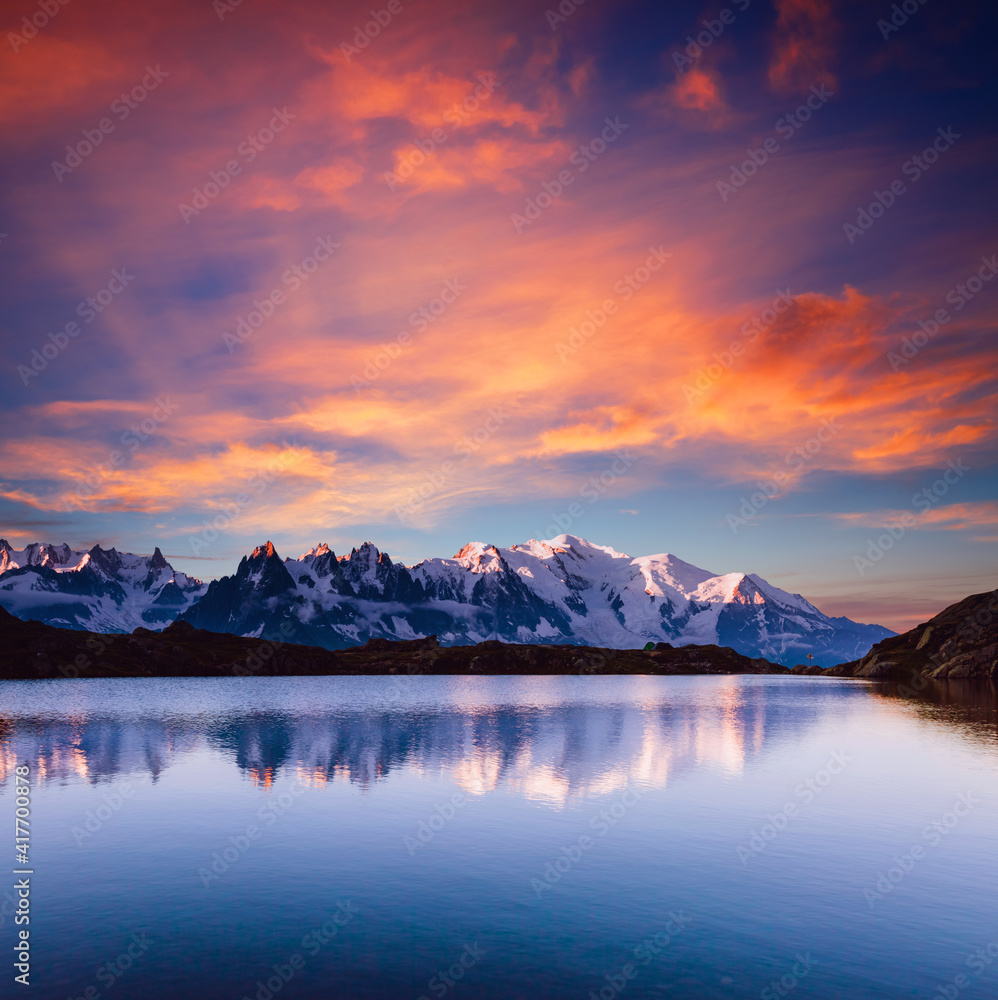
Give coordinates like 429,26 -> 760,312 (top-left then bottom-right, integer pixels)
2,0 -> 996,632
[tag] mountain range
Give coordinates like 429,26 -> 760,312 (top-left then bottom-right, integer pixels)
0,534 -> 893,665
0,540 -> 206,631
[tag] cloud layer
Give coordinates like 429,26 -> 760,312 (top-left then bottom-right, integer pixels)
2,0 -> 996,629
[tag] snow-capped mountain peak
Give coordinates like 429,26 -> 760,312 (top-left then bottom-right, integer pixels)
298,543 -> 332,561
630,551 -> 716,599
250,541 -> 279,561
148,546 -> 170,571
453,542 -> 506,574
0,539 -> 88,575
515,533 -> 630,561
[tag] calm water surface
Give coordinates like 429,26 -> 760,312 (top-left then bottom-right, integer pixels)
1,675 -> 996,1000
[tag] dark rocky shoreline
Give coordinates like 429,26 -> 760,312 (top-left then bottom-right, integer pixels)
0,607 -> 788,679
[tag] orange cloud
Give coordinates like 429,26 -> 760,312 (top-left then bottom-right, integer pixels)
650,66 -> 735,129
0,36 -> 130,128
386,137 -> 573,196
242,176 -> 303,212
1,0 -> 994,548
534,407 -> 661,456
295,162 -> 364,207
10,247 -> 992,533
832,502 -> 998,542
674,67 -> 729,114
326,63 -> 546,134
768,0 -> 838,94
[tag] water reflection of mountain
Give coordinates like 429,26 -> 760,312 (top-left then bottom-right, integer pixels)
868,679 -> 998,752
0,716 -> 196,787
0,679 -> 847,805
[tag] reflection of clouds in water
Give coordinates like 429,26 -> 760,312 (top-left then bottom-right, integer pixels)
0,677 -> 866,805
